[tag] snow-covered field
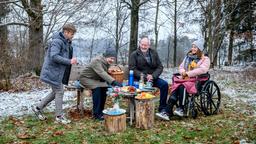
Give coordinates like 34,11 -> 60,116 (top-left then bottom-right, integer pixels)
0,64 -> 255,121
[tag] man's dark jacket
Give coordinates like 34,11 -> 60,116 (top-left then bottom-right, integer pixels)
129,48 -> 163,81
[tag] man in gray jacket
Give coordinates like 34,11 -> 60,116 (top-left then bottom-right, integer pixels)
80,48 -> 122,120
32,24 -> 77,124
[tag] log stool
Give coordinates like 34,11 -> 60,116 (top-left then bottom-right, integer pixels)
135,98 -> 155,129
104,113 -> 126,133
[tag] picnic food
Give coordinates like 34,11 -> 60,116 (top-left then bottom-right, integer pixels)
121,86 -> 136,93
135,92 -> 155,99
108,66 -> 123,73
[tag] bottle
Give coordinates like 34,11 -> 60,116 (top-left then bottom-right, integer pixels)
139,73 -> 144,89
128,70 -> 134,86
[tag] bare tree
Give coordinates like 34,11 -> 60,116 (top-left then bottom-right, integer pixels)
154,0 -> 161,50
0,1 -> 12,90
162,0 -> 187,67
122,0 -> 150,60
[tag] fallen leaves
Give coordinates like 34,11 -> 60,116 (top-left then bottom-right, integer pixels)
52,130 -> 64,137
9,116 -> 24,126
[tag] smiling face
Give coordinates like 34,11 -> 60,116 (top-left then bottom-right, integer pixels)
139,38 -> 150,53
191,44 -> 199,54
106,57 -> 116,64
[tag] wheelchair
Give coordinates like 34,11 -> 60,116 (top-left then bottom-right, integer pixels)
169,73 -> 221,119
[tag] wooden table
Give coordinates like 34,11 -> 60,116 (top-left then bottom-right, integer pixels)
119,92 -> 136,126
120,87 -> 158,126
65,85 -> 90,117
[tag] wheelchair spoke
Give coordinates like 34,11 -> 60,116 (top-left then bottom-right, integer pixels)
200,80 -> 221,116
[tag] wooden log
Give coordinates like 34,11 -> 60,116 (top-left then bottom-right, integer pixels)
104,114 -> 126,133
135,99 -> 155,129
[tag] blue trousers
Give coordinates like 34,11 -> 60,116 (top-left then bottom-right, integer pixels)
152,78 -> 169,112
91,87 -> 108,118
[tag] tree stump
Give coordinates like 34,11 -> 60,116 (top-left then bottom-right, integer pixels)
104,114 -> 126,133
135,98 -> 155,129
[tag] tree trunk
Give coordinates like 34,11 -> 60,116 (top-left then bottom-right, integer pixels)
173,0 -> 177,67
212,0 -> 222,67
166,37 -> 171,68
0,2 -> 12,90
129,4 -> 139,61
28,17 -> 43,72
154,0 -> 160,50
115,0 -> 121,63
21,0 -> 43,73
228,29 -> 234,65
206,0 -> 213,68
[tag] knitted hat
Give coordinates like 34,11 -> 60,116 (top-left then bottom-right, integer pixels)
192,39 -> 204,51
103,48 -> 117,58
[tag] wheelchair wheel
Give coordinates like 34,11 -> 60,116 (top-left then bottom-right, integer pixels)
200,80 -> 221,116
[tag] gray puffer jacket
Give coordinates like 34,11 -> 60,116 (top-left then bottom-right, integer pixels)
40,32 -> 72,87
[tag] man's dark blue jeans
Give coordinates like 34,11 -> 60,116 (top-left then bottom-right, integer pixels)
91,87 -> 108,119
152,78 -> 169,112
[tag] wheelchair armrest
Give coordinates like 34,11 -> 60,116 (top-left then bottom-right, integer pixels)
197,73 -> 210,79
173,73 -> 181,76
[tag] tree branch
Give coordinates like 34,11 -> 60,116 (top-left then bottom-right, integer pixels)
0,22 -> 29,27
121,0 -> 132,9
0,0 -> 19,4
139,0 -> 151,7
20,0 -> 37,18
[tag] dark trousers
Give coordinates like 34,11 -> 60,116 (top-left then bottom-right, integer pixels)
166,85 -> 187,115
153,78 -> 169,112
91,87 -> 108,118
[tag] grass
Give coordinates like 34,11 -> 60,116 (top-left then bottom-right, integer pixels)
0,95 -> 256,144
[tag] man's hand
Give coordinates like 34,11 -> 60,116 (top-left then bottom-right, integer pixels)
111,80 -> 122,87
146,74 -> 153,81
71,57 -> 77,64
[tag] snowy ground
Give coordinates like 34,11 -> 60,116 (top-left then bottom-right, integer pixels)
0,64 -> 255,121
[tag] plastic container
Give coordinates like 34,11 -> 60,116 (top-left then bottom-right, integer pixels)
128,70 -> 134,86
134,81 -> 139,88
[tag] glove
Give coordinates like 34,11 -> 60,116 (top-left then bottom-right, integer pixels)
74,80 -> 81,88
111,80 -> 123,87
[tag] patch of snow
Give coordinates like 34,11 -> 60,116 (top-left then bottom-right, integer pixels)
1,65 -> 256,121
0,89 -> 77,121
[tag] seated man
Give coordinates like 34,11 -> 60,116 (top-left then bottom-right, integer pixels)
129,36 -> 169,117
79,48 -> 122,120
157,39 -> 210,121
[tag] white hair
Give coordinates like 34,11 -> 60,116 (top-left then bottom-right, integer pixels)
139,36 -> 151,45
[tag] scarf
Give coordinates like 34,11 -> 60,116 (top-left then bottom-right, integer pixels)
183,53 -> 200,71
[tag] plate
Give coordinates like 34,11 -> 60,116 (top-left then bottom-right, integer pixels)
103,108 -> 126,116
139,88 -> 153,92
142,87 -> 156,90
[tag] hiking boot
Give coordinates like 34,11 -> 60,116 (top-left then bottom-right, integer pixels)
174,108 -> 184,117
55,115 -> 71,124
156,111 -> 170,121
94,115 -> 104,121
31,105 -> 47,121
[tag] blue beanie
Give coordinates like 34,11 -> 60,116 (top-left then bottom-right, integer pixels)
103,48 -> 116,58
